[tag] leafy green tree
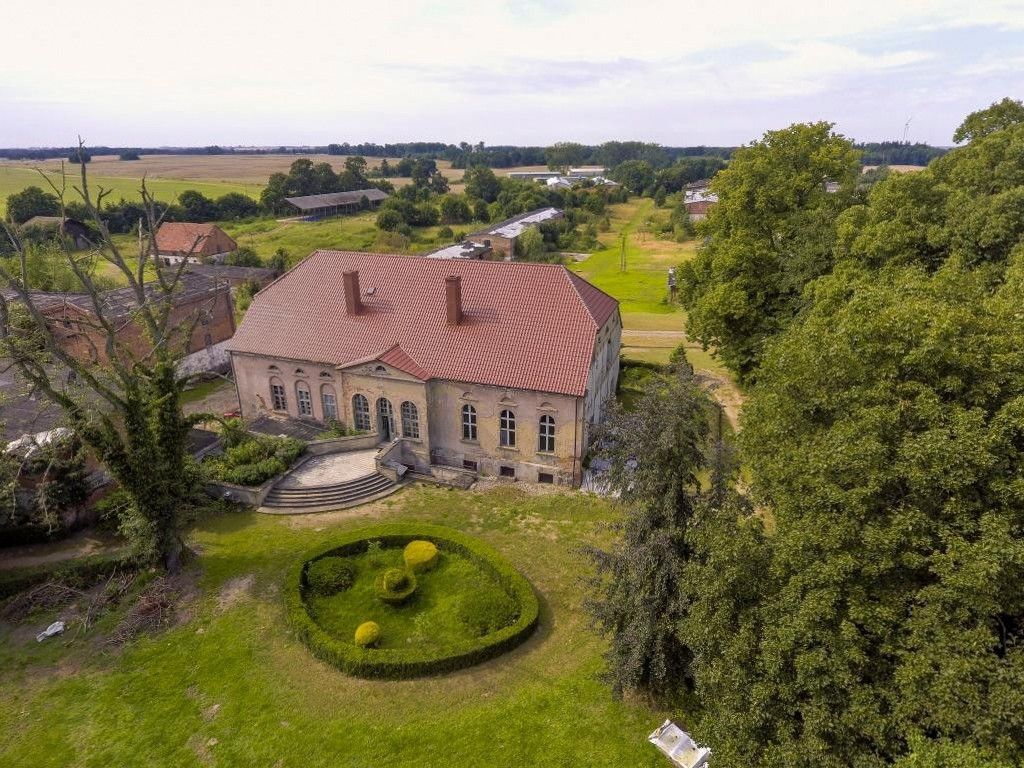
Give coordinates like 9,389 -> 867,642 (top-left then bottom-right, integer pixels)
545,141 -> 585,172
267,247 -> 288,274
953,97 -> 1024,143
177,190 -> 218,222
612,160 -> 655,195
6,185 -> 60,224
717,260 -> 1024,767
224,246 -> 262,267
214,192 -> 260,220
118,150 -> 141,161
376,208 -> 403,231
588,369 -> 713,699
439,195 -> 472,225
472,198 -> 490,222
464,165 -> 501,203
678,122 -> 860,381
515,227 -> 545,261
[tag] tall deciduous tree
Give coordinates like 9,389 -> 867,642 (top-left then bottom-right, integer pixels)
545,141 -> 585,173
678,122 -> 860,381
0,148 -> 215,572
6,185 -> 60,224
953,97 -> 1024,144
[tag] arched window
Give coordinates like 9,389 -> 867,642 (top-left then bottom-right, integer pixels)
321,385 -> 338,421
461,404 -> 477,441
499,409 -> 516,448
401,401 -> 420,439
352,394 -> 371,431
296,381 -> 313,417
270,378 -> 287,411
538,414 -> 555,453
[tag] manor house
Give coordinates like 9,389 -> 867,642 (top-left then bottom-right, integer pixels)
226,251 -> 620,485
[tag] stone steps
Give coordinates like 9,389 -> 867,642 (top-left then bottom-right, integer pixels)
261,472 -> 397,511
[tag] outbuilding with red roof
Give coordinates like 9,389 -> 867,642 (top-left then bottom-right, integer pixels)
155,222 -> 237,265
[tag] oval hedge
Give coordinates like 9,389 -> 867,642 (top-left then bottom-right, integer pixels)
287,523 -> 540,679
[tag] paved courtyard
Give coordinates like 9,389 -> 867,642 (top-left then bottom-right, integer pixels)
275,449 -> 379,488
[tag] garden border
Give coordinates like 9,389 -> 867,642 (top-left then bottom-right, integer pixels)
286,523 -> 539,679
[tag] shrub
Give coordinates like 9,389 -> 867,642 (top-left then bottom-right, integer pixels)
287,524 -> 540,679
355,621 -> 380,648
305,557 -> 355,595
458,587 -> 518,637
376,567 -> 417,605
403,540 -> 439,572
204,435 -> 305,487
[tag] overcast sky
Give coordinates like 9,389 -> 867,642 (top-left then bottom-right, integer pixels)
2,0 -> 1023,148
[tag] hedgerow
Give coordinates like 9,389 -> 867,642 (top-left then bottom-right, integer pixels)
203,435 -> 305,487
286,523 -> 539,679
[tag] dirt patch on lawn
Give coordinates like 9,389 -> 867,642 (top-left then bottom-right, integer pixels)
217,574 -> 255,612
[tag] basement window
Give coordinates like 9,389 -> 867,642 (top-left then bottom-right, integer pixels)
463,460 -> 478,472
500,465 -> 516,479
538,472 -> 554,484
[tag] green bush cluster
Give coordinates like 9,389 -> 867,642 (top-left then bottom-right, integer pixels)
305,557 -> 355,595
287,524 -> 539,679
457,586 -> 519,637
204,434 -> 305,487
354,621 -> 380,648
403,540 -> 439,572
375,567 -> 417,605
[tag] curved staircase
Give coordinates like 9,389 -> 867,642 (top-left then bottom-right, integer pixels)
260,471 -> 398,513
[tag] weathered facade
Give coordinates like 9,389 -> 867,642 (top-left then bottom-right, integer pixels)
227,251 -> 620,485
155,222 -> 237,265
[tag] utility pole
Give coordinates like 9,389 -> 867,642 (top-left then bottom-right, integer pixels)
619,234 -> 626,272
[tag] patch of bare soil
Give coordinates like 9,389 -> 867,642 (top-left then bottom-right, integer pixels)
700,370 -> 746,430
217,574 -> 254,612
0,528 -> 126,571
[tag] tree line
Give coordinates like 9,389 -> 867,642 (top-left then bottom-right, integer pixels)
591,97 -> 1024,768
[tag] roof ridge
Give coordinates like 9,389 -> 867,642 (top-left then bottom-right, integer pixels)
561,268 -> 599,329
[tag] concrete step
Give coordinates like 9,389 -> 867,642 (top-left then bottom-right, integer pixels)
262,472 -> 395,509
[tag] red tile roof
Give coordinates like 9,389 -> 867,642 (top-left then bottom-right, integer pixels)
228,251 -> 619,397
155,223 -> 236,256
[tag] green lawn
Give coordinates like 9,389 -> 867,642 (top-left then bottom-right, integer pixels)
0,166 -> 261,216
0,485 -> 668,767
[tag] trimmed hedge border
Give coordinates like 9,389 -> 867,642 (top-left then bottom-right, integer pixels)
287,523 -> 540,679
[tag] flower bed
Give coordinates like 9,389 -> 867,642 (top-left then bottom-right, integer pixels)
286,523 -> 539,679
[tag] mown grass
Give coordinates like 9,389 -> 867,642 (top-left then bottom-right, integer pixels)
0,484 -> 668,767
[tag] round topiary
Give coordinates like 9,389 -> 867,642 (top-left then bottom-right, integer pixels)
458,587 -> 519,637
305,557 -> 355,595
375,567 -> 417,605
403,540 -> 439,572
354,621 -> 380,648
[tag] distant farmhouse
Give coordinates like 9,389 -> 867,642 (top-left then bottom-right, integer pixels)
283,189 -> 388,221
155,222 -> 237,265
423,240 -> 494,261
683,183 -> 718,222
20,216 -> 91,249
508,166 -> 613,186
464,207 -> 564,259
227,251 -> 620,485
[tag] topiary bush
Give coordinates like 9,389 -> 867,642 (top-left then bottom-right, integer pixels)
403,540 -> 439,572
354,621 -> 380,648
287,524 -> 539,679
457,586 -> 519,637
375,567 -> 417,605
305,557 -> 355,595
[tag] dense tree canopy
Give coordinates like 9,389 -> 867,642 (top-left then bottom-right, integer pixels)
679,121 -> 861,380
953,97 -> 1024,144
6,185 -> 60,223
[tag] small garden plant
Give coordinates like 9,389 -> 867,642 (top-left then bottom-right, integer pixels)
288,524 -> 538,678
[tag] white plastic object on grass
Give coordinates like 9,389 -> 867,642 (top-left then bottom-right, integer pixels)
36,621 -> 66,642
648,720 -> 711,768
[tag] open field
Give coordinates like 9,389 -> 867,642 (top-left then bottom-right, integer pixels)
0,155 -> 466,214
0,165 -> 261,216
0,484 -> 667,767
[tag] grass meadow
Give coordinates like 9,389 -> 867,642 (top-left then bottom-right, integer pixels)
0,484 -> 668,767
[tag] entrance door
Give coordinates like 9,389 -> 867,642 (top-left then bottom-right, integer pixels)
376,398 -> 395,442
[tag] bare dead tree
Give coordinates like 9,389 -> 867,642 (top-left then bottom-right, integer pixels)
0,140 -> 224,572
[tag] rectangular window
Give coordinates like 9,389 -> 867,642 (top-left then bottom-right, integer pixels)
461,406 -> 477,441
499,410 -> 516,448
271,383 -> 287,411
500,465 -> 516,479
538,415 -> 555,453
297,387 -> 313,417
463,459 -> 478,471
538,472 -> 554,484
322,392 -> 337,420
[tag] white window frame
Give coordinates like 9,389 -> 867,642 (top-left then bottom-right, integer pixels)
461,404 -> 477,441
539,414 -> 555,453
499,409 -> 516,448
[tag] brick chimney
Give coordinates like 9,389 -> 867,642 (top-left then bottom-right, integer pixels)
343,270 -> 362,315
445,275 -> 463,326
